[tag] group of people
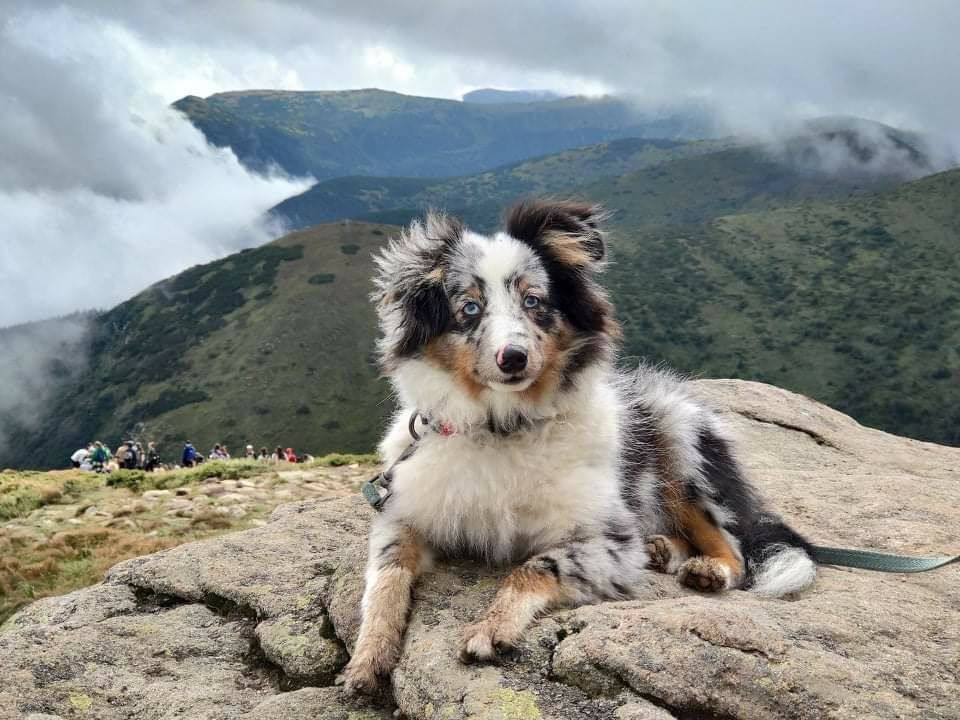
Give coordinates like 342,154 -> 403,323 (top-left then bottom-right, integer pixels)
70,439 -> 314,473
180,442 -> 313,468
70,440 -> 161,473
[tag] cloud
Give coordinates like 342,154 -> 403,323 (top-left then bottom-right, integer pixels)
0,5 -> 310,327
62,1 -> 958,148
0,315 -> 91,456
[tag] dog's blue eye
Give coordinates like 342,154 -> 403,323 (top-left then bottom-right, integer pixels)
463,301 -> 481,316
523,295 -> 540,309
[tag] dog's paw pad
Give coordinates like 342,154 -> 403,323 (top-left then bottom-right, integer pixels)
459,623 -> 495,664
337,661 -> 380,696
644,535 -> 675,572
459,621 -> 515,664
677,556 -> 731,593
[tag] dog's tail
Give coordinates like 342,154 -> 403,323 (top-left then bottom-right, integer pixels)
741,516 -> 816,597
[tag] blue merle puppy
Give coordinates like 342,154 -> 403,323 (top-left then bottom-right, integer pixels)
339,200 -> 815,694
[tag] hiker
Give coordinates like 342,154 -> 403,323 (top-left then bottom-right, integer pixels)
119,441 -> 139,470
182,442 -> 197,468
273,446 -> 285,464
245,444 -> 256,459
70,444 -> 90,469
144,442 -> 161,472
284,447 -> 298,463
257,447 -> 269,461
210,443 -> 223,460
89,441 -> 110,473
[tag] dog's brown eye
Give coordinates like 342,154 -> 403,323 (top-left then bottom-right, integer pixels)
523,295 -> 540,309
463,301 -> 482,316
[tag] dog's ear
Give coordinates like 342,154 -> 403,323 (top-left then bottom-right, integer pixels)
505,199 -> 609,272
372,210 -> 462,366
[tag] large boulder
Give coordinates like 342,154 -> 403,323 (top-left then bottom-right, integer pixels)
1,380 -> 958,719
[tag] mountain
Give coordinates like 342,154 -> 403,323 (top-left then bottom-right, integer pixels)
270,120 -> 934,234
173,89 -> 712,180
609,167 -> 960,447
462,88 -> 563,103
0,224 -> 393,469
271,136 -> 740,231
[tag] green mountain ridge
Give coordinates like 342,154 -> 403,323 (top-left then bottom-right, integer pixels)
270,122 -> 932,233
173,89 -> 712,180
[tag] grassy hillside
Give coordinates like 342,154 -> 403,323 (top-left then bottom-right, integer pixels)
616,168 -> 960,446
271,122 -> 930,234
174,89 -> 711,180
272,136 -> 741,231
1,223 -> 393,469
0,458 -> 374,622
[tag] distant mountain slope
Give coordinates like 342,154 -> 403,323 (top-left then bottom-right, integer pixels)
0,224 -> 393,469
173,89 -> 712,180
602,168 -> 960,446
271,136 -> 741,231
271,125 -> 924,233
462,88 -> 562,103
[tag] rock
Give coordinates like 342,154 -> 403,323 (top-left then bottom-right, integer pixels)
1,380 -> 958,719
217,492 -> 248,504
256,615 -> 348,684
142,489 -> 172,501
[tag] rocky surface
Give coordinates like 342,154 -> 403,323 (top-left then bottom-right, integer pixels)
1,380 -> 958,720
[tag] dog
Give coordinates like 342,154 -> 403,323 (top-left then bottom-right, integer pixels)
339,199 -> 816,694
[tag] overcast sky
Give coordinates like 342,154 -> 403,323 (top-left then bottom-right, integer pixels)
1,0 -> 959,329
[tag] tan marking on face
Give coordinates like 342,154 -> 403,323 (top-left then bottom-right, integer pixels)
425,267 -> 444,283
515,276 -> 536,296
519,320 -> 574,403
424,337 -> 486,398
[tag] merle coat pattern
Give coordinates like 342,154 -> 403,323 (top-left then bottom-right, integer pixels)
339,200 -> 815,694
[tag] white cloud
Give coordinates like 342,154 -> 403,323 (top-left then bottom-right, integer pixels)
0,5 -> 310,326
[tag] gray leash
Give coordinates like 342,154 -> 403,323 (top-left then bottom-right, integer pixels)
811,545 -> 960,573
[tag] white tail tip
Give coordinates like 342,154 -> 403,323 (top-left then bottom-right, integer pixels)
749,545 -> 816,598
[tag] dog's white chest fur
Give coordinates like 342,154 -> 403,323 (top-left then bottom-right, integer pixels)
382,369 -> 623,562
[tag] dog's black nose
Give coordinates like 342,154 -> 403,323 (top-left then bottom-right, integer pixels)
497,344 -> 528,373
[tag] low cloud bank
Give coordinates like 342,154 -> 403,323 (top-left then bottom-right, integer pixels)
0,6 -> 310,328
0,315 -> 92,457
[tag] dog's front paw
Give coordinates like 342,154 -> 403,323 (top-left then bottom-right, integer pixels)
644,535 -> 675,573
337,657 -> 381,696
677,556 -> 733,593
458,619 -> 522,664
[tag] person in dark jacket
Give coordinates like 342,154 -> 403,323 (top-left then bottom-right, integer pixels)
119,441 -> 139,470
144,442 -> 161,472
182,442 -> 197,468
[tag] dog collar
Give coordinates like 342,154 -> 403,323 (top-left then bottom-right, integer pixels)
407,409 -> 544,441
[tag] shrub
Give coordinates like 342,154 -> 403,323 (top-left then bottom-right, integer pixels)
307,452 -> 379,467
308,273 -> 336,285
